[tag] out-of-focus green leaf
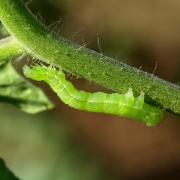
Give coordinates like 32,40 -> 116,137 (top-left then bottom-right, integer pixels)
0,159 -> 19,180
0,24 -> 9,38
0,61 -> 54,113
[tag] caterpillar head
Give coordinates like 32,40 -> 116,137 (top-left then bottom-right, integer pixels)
23,65 -> 49,81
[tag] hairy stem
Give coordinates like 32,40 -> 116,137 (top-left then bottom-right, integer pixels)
0,0 -> 179,115
0,37 -> 24,61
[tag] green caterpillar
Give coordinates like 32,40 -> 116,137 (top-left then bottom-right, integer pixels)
23,65 -> 164,126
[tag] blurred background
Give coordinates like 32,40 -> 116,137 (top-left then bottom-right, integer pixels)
0,0 -> 180,179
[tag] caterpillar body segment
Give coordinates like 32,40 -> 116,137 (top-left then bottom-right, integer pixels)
23,65 -> 164,126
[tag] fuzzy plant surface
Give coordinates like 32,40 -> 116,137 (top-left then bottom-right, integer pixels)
0,0 -> 179,119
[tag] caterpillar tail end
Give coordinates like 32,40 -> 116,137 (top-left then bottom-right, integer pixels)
143,105 -> 165,127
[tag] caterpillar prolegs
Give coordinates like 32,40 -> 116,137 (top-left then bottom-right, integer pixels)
23,65 -> 164,126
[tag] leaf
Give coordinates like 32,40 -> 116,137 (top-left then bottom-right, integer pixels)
0,159 -> 20,180
0,61 -> 54,113
0,24 -> 9,38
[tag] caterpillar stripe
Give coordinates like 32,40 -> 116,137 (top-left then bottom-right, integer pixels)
23,65 -> 164,126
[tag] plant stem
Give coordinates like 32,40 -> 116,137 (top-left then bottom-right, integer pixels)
0,0 -> 179,115
0,37 -> 24,61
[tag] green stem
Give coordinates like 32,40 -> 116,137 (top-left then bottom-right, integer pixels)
0,37 -> 24,61
0,0 -> 179,115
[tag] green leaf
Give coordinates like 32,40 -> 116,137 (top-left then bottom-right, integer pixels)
0,24 -> 9,38
0,61 -> 54,113
0,159 -> 20,180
